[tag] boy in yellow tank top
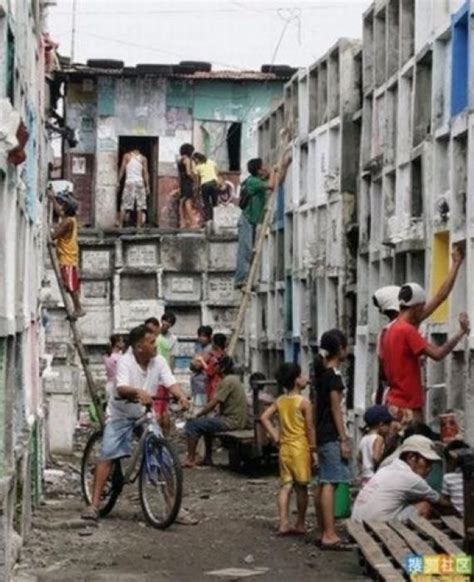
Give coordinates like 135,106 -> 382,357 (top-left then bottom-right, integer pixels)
261,363 -> 317,535
49,191 -> 85,319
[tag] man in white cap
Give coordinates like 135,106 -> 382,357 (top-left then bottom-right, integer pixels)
351,435 -> 449,522
373,245 -> 465,404
380,282 -> 469,425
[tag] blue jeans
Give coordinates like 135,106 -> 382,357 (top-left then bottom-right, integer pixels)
234,214 -> 255,286
185,417 -> 228,439
317,440 -> 352,484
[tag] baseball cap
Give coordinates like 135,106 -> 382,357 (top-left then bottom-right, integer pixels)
373,286 -> 401,313
400,435 -> 441,461
363,405 -> 394,427
399,283 -> 426,307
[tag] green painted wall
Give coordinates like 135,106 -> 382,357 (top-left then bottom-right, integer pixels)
168,79 -> 284,161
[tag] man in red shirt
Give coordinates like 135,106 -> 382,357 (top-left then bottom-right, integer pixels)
381,283 -> 469,425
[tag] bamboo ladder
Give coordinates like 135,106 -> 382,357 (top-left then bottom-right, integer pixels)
47,209 -> 104,428
227,129 -> 290,358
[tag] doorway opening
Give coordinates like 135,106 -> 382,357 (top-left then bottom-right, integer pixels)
227,123 -> 241,171
118,136 -> 159,226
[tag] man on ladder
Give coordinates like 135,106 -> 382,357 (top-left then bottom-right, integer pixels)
49,190 -> 85,319
234,158 -> 278,289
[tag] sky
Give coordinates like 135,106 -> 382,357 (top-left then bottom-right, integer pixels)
47,0 -> 371,71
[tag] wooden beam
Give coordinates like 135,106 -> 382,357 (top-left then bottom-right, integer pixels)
389,520 -> 434,556
345,521 -> 405,582
440,515 -> 464,538
409,517 -> 462,555
366,521 -> 413,570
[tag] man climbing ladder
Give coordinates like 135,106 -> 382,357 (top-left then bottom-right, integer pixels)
229,130 -> 290,357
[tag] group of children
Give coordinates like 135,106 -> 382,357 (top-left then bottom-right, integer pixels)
261,328 -> 351,548
261,326 -> 468,548
177,143 -> 235,229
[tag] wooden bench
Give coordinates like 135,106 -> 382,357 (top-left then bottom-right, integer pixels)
346,516 -> 465,581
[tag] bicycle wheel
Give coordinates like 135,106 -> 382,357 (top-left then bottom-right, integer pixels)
81,429 -> 123,517
139,434 -> 183,529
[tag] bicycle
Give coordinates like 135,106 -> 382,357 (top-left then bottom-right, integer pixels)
81,397 -> 183,529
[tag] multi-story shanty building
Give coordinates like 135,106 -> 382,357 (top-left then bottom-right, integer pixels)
45,60 -> 294,453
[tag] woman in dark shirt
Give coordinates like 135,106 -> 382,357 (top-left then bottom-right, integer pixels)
314,329 -> 352,550
177,143 -> 196,228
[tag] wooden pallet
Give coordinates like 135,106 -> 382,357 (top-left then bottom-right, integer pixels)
346,516 -> 465,581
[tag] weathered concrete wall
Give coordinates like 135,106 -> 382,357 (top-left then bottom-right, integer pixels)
43,229 -> 239,452
64,75 -> 285,228
0,1 -> 50,578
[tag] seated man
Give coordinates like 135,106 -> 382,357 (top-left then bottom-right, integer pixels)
184,356 -> 247,468
351,435 -> 449,523
82,324 -> 189,521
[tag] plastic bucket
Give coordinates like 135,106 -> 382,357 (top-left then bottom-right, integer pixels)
333,482 -> 351,518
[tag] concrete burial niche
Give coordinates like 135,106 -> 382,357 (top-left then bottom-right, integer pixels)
163,273 -> 201,303
160,235 -> 207,272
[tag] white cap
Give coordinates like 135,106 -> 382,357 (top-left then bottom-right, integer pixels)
373,286 -> 401,313
400,435 -> 441,461
399,283 -> 426,307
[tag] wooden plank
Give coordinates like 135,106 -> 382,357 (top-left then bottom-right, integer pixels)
345,521 -> 405,582
409,516 -> 462,555
389,520 -> 434,556
366,521 -> 412,570
218,430 -> 255,441
441,515 -> 464,538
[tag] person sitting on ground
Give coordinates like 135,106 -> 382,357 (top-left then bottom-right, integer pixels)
373,245 -> 464,406
49,191 -> 85,319
442,439 -> 468,516
154,311 -> 179,436
381,283 -> 470,426
82,324 -> 189,521
260,363 -> 316,536
313,329 -> 352,551
118,148 -> 150,228
192,152 -> 219,223
351,435 -> 451,523
190,325 -> 213,411
177,143 -> 196,229
358,405 -> 394,486
192,333 -> 227,402
184,356 -> 247,468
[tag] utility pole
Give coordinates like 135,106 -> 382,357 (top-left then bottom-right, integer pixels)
70,0 -> 77,62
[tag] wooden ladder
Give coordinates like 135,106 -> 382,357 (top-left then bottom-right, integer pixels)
47,232 -> 104,427
227,130 -> 289,358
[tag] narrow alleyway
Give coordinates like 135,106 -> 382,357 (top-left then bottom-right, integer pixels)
13,446 -> 368,582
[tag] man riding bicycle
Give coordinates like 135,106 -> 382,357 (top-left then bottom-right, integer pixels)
82,324 -> 189,521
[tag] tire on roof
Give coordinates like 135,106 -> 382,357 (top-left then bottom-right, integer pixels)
179,61 -> 212,72
86,59 -> 124,69
261,65 -> 297,77
136,64 -> 175,75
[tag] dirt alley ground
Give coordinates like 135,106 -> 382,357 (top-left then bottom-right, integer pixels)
13,433 -> 369,582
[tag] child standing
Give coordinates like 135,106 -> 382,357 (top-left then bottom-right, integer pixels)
49,191 -> 85,319
192,152 -> 219,223
313,329 -> 352,550
358,405 -> 394,485
261,363 -> 316,535
155,311 -> 178,436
